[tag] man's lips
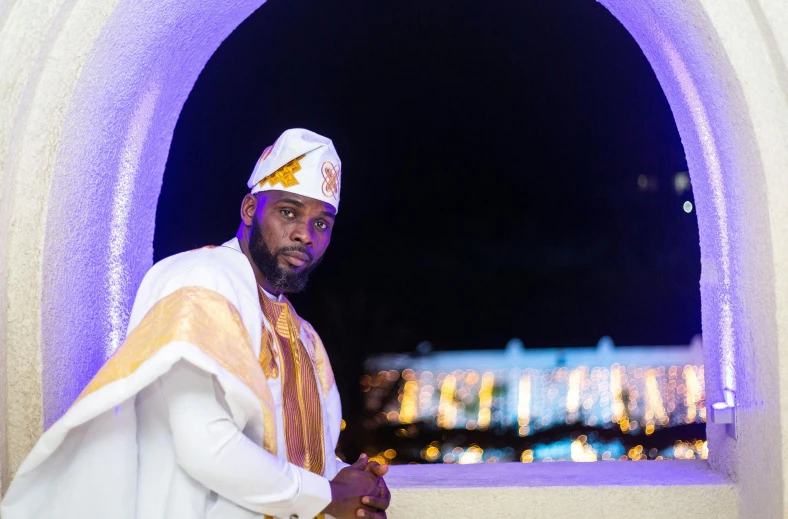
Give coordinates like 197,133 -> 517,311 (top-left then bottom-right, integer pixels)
280,250 -> 312,268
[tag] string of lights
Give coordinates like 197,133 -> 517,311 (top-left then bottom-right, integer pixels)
360,364 -> 706,464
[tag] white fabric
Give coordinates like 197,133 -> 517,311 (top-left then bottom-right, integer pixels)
1,238 -> 342,519
248,128 -> 342,212
150,362 -> 329,518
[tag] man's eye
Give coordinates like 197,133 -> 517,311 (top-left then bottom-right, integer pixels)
281,209 -> 295,218
315,221 -> 330,230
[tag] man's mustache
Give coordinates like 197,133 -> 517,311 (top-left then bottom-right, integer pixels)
278,246 -> 313,261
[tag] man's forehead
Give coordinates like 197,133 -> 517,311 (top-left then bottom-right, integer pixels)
260,190 -> 336,216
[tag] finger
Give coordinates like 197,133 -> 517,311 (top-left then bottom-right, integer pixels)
367,462 -> 389,477
356,507 -> 386,518
362,495 -> 390,511
364,460 -> 388,474
379,477 -> 391,500
350,454 -> 368,470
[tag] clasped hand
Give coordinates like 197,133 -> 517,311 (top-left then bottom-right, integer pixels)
324,454 -> 391,519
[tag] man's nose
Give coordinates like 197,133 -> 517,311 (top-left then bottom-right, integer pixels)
290,221 -> 314,246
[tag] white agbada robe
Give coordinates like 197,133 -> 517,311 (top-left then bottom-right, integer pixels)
1,238 -> 346,519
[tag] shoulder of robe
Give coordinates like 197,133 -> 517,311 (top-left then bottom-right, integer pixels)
149,245 -> 240,279
129,245 -> 258,332
142,245 -> 253,298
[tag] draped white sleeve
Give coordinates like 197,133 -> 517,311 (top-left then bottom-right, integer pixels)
0,241 -> 341,519
162,361 -> 332,518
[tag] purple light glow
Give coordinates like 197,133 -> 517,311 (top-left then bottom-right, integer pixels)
656,26 -> 735,393
107,82 -> 162,356
35,6 -> 777,503
40,0 -> 266,427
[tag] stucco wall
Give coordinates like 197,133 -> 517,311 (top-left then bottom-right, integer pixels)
0,0 -> 266,493
385,461 -> 736,518
0,0 -> 122,492
1,0 -> 787,516
599,2 -> 788,516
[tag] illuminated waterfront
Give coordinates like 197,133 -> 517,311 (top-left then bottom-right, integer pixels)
359,337 -> 706,464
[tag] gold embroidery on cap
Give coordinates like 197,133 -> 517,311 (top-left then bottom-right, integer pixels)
258,142 -> 275,164
257,154 -> 306,189
321,161 -> 340,199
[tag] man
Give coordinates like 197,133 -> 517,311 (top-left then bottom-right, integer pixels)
1,129 -> 391,519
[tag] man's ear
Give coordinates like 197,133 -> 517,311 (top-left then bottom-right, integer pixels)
240,193 -> 259,226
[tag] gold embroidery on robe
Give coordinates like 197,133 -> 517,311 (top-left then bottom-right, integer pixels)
259,326 -> 279,378
302,322 -> 335,395
76,286 -> 277,455
259,294 -> 326,478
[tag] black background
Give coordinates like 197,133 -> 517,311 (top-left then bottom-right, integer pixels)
155,0 -> 700,417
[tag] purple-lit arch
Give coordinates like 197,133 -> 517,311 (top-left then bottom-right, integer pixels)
41,0 -> 265,427
39,0 -> 780,513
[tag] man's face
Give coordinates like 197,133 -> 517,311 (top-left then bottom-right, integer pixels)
248,190 -> 336,294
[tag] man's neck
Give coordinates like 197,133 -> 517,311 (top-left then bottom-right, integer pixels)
259,285 -> 283,302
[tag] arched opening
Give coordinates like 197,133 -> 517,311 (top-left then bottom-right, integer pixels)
155,0 -> 703,465
10,0 -> 778,514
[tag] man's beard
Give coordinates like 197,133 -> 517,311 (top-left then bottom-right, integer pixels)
248,218 -> 321,294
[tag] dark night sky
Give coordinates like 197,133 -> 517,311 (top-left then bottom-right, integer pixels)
155,0 -> 700,359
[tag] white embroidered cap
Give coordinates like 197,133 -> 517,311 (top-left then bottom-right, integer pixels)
247,128 -> 342,212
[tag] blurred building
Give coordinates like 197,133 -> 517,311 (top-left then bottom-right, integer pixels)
361,336 -> 706,464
